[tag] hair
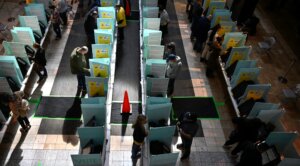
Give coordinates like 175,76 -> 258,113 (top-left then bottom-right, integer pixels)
132,114 -> 147,128
209,24 -> 221,41
167,42 -> 176,51
78,46 -> 88,53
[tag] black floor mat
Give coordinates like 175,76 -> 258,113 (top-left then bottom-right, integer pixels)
34,96 -> 82,119
110,103 -> 142,124
171,97 -> 219,119
38,119 -> 81,135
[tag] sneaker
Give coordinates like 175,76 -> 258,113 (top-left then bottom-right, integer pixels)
180,156 -> 189,161
20,128 -> 27,133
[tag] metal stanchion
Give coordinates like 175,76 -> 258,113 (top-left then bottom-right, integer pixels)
278,58 -> 297,84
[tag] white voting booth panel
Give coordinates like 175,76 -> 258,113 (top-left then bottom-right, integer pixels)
231,60 -> 257,78
144,45 -> 165,59
85,77 -> 109,97
279,158 -> 300,166
92,44 -> 113,58
143,18 -> 160,30
24,3 -> 48,26
81,104 -> 106,126
225,46 -> 252,69
143,7 -> 159,18
19,15 -> 42,36
230,68 -> 260,88
256,109 -> 284,124
0,56 -> 24,87
222,32 -> 247,49
145,59 -> 167,78
81,97 -> 107,105
147,96 -> 170,104
146,77 -> 169,96
248,102 -> 280,118
89,58 -> 110,78
146,103 -> 172,124
238,84 -> 271,105
143,0 -> 158,7
266,132 -> 298,154
147,126 -> 179,166
72,126 -> 105,166
11,27 -> 36,46
2,41 -> 31,65
143,29 -> 162,46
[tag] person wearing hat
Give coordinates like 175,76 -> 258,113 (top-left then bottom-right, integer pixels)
70,46 -> 90,96
84,10 -> 98,44
116,4 -> 127,41
176,112 -> 198,160
165,52 -> 182,96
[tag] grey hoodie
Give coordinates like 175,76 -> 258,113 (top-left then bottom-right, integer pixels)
166,55 -> 182,79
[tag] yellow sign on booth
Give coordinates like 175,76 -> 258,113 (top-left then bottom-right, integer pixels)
100,22 -> 112,29
98,35 -> 110,44
101,12 -> 113,18
93,64 -> 108,77
88,81 -> 105,97
96,49 -> 109,58
226,38 -> 239,49
230,52 -> 243,65
246,90 -> 264,100
237,73 -> 254,85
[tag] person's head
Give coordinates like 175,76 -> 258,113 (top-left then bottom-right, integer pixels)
207,15 -> 212,21
91,10 -> 98,19
78,46 -> 89,55
167,54 -> 176,62
133,114 -> 147,128
184,112 -> 197,122
167,42 -> 176,53
115,4 -> 122,10
33,43 -> 41,49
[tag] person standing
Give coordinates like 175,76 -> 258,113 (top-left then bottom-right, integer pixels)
8,91 -> 31,133
166,54 -> 182,97
32,43 -> 48,83
84,10 -> 98,44
51,8 -> 62,40
116,4 -> 127,41
193,15 -> 211,53
163,42 -> 176,60
159,7 -> 170,37
205,38 -> 222,77
176,112 -> 198,160
131,115 -> 148,161
201,24 -> 221,62
70,46 -> 90,95
57,0 -> 69,25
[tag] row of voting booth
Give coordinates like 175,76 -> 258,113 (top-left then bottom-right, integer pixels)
141,0 -> 180,165
203,0 -> 300,164
0,3 -> 50,124
71,4 -> 117,166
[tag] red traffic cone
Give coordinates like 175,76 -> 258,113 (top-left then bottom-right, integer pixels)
125,0 -> 131,17
122,90 -> 131,114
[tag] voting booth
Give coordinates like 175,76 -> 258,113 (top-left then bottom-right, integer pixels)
81,97 -> 107,126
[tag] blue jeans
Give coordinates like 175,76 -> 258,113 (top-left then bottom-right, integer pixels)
131,143 -> 141,159
77,73 -> 86,90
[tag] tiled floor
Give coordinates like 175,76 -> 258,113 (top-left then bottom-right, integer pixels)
1,0 -> 300,166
